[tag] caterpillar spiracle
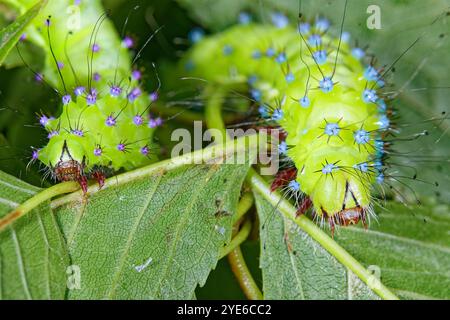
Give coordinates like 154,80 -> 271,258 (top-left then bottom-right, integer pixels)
17,0 -> 160,192
180,11 -> 413,231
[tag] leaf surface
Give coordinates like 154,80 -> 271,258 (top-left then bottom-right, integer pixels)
0,170 -> 69,299
55,163 -> 250,299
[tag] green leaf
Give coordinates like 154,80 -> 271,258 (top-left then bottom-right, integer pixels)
334,202 -> 450,300
0,170 -> 69,299
0,0 -> 47,66
52,163 -> 250,299
0,135 -> 257,299
254,191 -> 380,300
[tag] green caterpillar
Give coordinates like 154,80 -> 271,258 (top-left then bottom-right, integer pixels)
181,13 -> 389,230
14,0 -> 159,191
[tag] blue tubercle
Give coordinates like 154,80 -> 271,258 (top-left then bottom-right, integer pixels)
313,50 -> 327,64
272,108 -> 284,121
324,123 -> 340,136
353,162 -> 369,173
188,27 -> 204,44
376,173 -> 384,184
275,52 -> 287,64
299,22 -> 310,34
288,180 -> 300,191
248,75 -> 258,85
354,129 -> 370,144
252,50 -> 262,59
238,12 -> 252,24
364,66 -> 379,82
352,47 -> 365,59
308,34 -> 322,46
378,115 -> 390,130
278,141 -> 287,154
299,96 -> 310,108
285,72 -> 295,83
322,163 -> 338,175
376,99 -> 387,112
315,18 -> 330,32
258,105 -> 269,118
319,77 -> 333,93
266,47 -> 276,57
271,12 -> 289,28
250,88 -> 262,101
223,45 -> 233,56
363,89 -> 378,103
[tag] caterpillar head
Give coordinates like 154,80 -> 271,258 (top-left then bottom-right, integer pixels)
36,89 -> 159,187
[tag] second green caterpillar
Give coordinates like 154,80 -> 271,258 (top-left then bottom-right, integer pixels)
182,15 -> 389,231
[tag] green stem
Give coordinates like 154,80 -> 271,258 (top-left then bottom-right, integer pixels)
227,246 -> 263,300
204,85 -> 399,301
219,218 -> 252,259
248,169 -> 399,300
0,181 -> 79,232
0,134 -> 260,232
205,86 -> 227,134
51,133 -> 259,208
233,192 -> 254,225
205,86 -> 264,300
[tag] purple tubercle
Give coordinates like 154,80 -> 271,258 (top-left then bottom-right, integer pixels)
62,94 -> 71,105
39,115 -> 50,127
92,43 -> 100,52
71,129 -> 84,137
122,36 -> 134,48
94,147 -> 102,157
148,116 -> 163,128
117,143 -> 126,152
93,72 -> 101,82
133,115 -> 143,126
86,89 -> 97,105
105,115 -> 116,127
47,130 -> 59,139
140,145 -> 149,156
149,91 -> 158,102
127,87 -> 142,102
110,85 -> 122,97
74,86 -> 85,96
35,73 -> 44,82
32,149 -> 39,160
132,70 -> 141,81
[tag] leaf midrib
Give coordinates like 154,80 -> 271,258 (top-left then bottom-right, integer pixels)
153,165 -> 219,298
106,172 -> 164,299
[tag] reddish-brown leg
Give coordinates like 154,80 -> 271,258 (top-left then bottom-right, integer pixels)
361,210 -> 368,229
91,171 -> 106,189
270,167 -> 297,192
329,217 -> 336,238
296,197 -> 312,217
77,175 -> 88,194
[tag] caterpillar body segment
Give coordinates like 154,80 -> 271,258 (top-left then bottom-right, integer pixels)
182,21 -> 388,227
16,0 -> 160,189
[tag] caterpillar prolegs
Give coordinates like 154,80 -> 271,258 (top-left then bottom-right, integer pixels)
181,14 -> 394,230
16,0 -> 161,191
